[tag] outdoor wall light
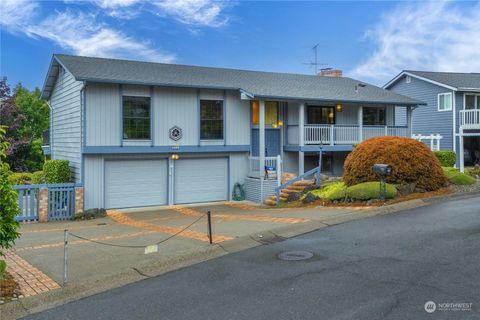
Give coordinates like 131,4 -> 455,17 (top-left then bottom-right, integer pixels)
335,103 -> 343,112
171,154 -> 180,160
278,120 -> 284,126
272,123 -> 278,128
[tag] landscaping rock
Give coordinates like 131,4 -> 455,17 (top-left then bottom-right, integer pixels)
302,193 -> 319,204
397,182 -> 416,196
414,187 -> 427,193
82,208 -> 107,220
287,192 -> 302,202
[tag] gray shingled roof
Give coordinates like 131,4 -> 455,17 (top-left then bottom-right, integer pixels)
42,54 -> 423,105
405,70 -> 480,90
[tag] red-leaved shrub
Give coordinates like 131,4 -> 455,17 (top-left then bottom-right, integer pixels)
343,136 -> 447,191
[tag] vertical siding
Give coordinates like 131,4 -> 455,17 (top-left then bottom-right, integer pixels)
283,151 -> 299,175
86,83 -> 121,146
123,84 -> 150,97
336,104 -> 358,125
226,90 -> 250,145
388,75 -> 454,150
50,68 -> 83,181
153,87 -> 198,145
84,155 -> 104,209
229,153 -> 249,199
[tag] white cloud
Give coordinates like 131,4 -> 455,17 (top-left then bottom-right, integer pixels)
0,2 -> 175,63
153,0 -> 228,27
0,0 -> 39,33
350,1 -> 480,85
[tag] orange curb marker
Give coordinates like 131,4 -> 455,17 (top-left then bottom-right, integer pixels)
15,231 -> 156,252
173,206 -> 308,224
108,210 -> 233,243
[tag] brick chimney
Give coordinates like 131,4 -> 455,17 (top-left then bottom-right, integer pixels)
319,69 -> 343,77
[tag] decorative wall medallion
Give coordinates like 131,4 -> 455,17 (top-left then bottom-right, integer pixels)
169,126 -> 183,141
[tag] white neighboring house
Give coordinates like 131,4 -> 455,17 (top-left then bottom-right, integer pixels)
41,54 -> 421,209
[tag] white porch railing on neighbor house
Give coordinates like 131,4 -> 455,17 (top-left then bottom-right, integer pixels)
248,155 -> 282,186
460,110 -> 480,128
301,125 -> 409,145
411,134 -> 443,151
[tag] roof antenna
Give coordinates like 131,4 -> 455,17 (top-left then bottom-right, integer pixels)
302,43 -> 327,75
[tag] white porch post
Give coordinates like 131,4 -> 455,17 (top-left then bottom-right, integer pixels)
298,103 -> 305,175
259,100 -> 265,201
358,106 -> 363,143
407,106 -> 413,137
459,128 -> 465,172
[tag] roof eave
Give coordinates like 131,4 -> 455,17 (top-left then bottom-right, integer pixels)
384,71 -> 458,91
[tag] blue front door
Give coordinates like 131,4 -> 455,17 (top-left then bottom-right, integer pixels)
251,129 -> 281,156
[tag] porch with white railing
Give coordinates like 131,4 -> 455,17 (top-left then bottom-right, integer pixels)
293,125 -> 409,145
248,155 -> 282,183
460,110 -> 480,129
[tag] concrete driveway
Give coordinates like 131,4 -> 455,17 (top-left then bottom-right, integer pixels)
11,202 -> 359,296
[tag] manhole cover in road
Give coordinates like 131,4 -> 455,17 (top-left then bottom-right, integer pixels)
278,251 -> 314,261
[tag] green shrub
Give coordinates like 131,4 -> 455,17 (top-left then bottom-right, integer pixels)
44,160 -> 71,183
31,170 -> 45,184
466,167 -> 480,177
310,182 -> 347,200
346,182 -> 397,200
434,151 -> 456,167
8,172 -> 33,185
442,167 -> 476,185
0,260 -> 6,280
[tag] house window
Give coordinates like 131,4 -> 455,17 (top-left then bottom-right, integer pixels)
200,100 -> 223,140
123,96 -> 151,140
438,93 -> 452,111
363,107 -> 386,125
307,106 -> 335,124
251,101 -> 279,126
406,75 -> 411,83
465,94 -> 480,110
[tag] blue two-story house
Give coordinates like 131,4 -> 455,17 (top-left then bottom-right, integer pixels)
41,54 -> 422,209
385,71 -> 480,172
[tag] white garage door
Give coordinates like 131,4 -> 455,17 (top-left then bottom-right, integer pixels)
174,158 -> 228,204
105,159 -> 167,209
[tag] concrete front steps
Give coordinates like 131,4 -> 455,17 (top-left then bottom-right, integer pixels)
264,179 -> 315,206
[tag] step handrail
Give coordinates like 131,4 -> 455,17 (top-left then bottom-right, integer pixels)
274,166 -> 321,205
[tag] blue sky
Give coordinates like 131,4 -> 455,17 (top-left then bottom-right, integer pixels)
1,0 -> 479,91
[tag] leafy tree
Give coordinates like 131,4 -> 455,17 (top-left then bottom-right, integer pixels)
0,80 -> 29,171
0,80 -> 49,172
15,85 -> 49,142
0,126 -> 21,261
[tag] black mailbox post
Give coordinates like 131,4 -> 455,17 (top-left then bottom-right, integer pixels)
373,164 -> 393,200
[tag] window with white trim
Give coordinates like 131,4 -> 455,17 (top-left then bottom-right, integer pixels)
438,93 -> 452,111
406,75 -> 411,83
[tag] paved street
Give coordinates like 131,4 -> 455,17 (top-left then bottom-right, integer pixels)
22,196 -> 480,320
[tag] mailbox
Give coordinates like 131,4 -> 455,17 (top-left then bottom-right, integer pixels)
373,164 -> 392,176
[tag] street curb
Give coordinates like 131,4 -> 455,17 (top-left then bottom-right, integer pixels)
3,191 -> 477,319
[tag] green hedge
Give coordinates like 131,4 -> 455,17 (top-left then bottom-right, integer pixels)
442,167 -> 476,185
310,182 -> 347,201
434,151 -> 456,167
44,160 -> 71,183
31,171 -> 45,184
8,172 -> 32,185
346,182 -> 397,200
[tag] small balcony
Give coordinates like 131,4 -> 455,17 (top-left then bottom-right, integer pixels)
287,125 -> 410,145
460,110 -> 480,129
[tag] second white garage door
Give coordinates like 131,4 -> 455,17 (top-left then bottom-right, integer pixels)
105,159 -> 168,209
174,158 -> 228,204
